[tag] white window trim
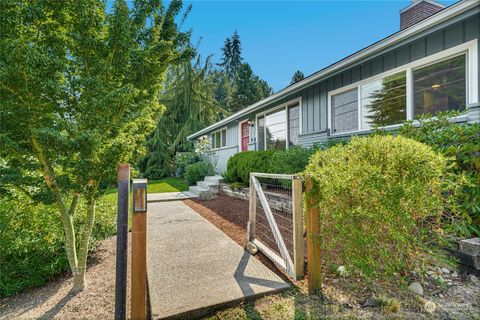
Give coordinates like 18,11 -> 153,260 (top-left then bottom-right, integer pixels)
327,39 -> 478,136
255,97 -> 302,151
210,127 -> 228,151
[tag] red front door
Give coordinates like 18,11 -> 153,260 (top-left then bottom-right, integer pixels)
241,122 -> 249,152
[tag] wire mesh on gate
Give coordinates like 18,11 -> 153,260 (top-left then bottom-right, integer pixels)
253,175 -> 294,262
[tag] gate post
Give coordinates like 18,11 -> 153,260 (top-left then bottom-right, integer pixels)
247,173 -> 256,242
306,176 -> 321,294
115,164 -> 130,320
131,179 -> 148,320
292,176 -> 305,280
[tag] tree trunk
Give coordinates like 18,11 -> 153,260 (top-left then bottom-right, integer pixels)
31,136 -> 83,291
73,195 -> 96,291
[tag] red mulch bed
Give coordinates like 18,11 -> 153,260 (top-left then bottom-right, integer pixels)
183,195 -> 291,283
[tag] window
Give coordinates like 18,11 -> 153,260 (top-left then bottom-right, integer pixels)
288,104 -> 300,146
211,128 -> 227,149
413,54 -> 466,116
331,88 -> 358,134
256,98 -> 301,151
360,71 -> 407,130
266,108 -> 287,150
257,116 -> 265,151
329,40 -> 476,135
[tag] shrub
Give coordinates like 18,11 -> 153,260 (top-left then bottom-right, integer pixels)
223,150 -> 276,185
269,146 -> 316,174
396,112 -> 480,237
174,152 -> 200,178
304,135 -> 448,279
184,161 -> 215,185
0,194 -> 116,297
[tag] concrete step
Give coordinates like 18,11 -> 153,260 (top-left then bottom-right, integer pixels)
197,181 -> 219,192
188,186 -> 216,200
204,175 -> 224,184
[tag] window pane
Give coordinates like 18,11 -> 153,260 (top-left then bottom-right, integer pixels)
257,116 -> 265,151
413,54 -> 466,116
332,88 -> 358,134
211,134 -> 215,149
266,108 -> 287,150
221,129 -> 226,147
288,104 -> 300,147
215,131 -> 221,148
360,71 -> 406,130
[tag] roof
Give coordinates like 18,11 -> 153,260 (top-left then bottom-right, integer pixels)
188,0 -> 477,140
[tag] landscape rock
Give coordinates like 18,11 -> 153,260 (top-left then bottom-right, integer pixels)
452,271 -> 458,278
408,282 -> 424,296
441,267 -> 450,274
468,274 -> 479,286
424,300 -> 436,314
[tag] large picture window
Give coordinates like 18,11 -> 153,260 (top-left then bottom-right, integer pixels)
211,128 -> 227,149
360,71 -> 407,130
413,54 -> 466,116
266,108 -> 287,150
256,99 -> 301,150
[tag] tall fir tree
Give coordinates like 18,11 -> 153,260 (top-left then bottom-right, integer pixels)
230,31 -> 243,78
218,37 -> 232,77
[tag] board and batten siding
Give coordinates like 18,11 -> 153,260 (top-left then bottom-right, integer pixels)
299,11 -> 480,137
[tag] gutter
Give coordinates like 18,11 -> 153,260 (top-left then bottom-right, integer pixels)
187,0 -> 478,140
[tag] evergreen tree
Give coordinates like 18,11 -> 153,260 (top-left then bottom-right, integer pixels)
290,70 -> 305,84
218,37 -> 232,77
210,70 -> 234,111
230,63 -> 273,112
140,56 -> 227,178
230,31 -> 243,78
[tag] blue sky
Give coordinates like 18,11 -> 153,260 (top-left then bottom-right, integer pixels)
182,0 -> 456,91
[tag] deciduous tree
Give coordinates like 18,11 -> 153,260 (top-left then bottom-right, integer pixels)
0,0 -> 191,291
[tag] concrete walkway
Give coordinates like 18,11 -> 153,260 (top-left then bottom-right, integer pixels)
147,201 -> 290,319
147,191 -> 197,202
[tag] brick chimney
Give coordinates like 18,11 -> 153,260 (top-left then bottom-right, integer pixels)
400,0 -> 445,30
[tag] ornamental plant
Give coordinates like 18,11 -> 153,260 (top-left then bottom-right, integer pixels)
304,135 -> 448,279
396,111 -> 480,237
0,0 -> 191,291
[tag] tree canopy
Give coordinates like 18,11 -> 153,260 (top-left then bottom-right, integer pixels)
0,0 -> 192,291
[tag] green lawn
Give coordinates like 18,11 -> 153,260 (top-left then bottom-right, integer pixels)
100,177 -> 188,205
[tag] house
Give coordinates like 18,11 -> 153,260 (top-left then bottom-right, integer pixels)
188,0 -> 480,173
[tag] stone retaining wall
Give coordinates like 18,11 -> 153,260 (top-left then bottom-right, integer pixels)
219,183 -> 292,214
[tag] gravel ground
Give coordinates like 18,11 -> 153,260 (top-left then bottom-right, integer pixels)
0,235 -> 131,320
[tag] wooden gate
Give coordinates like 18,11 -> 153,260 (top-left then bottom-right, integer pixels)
247,172 -> 304,280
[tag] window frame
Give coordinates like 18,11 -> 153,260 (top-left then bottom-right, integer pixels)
255,97 -> 302,151
327,39 -> 478,136
210,127 -> 227,150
